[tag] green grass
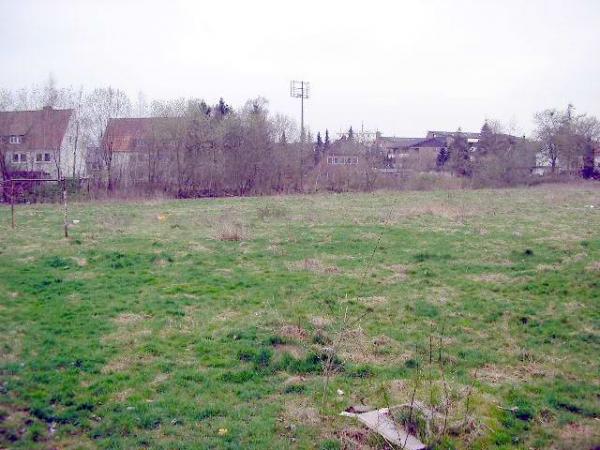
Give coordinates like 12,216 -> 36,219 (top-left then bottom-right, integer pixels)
1,185 -> 599,449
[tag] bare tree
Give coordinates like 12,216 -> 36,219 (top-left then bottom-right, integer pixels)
84,87 -> 132,191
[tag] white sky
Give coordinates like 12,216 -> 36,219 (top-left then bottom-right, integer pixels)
1,0 -> 599,137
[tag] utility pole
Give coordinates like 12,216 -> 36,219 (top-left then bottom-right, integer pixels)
290,81 -> 310,142
290,81 -> 310,191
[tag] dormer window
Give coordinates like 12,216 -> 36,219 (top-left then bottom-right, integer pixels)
9,135 -> 23,144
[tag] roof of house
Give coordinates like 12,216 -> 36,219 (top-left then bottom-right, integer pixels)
103,117 -> 182,151
407,136 -> 448,148
376,136 -> 424,149
0,107 -> 73,150
427,130 -> 481,140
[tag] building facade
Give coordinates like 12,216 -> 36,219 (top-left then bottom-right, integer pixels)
0,107 -> 81,179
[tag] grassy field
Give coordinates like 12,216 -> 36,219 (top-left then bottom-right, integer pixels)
1,185 -> 599,449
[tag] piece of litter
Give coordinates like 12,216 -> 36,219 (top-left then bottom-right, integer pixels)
337,389 -> 344,396
218,428 -> 228,436
72,219 -> 80,224
341,407 -> 426,450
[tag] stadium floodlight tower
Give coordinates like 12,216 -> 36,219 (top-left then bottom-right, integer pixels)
290,80 -> 310,142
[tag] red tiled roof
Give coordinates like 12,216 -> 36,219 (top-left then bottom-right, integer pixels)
103,117 -> 181,151
0,108 -> 73,150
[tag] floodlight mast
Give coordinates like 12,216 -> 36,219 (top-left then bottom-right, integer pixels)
290,80 -> 310,143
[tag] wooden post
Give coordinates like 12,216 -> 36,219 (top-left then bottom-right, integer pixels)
62,178 -> 68,238
10,180 -> 15,229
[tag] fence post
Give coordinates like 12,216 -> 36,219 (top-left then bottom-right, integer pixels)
10,180 -> 15,229
63,178 -> 68,238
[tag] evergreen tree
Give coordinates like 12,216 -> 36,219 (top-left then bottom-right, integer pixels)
216,97 -> 231,117
315,131 -> 323,164
348,126 -> 354,141
436,146 -> 450,168
448,129 -> 472,177
324,129 -> 330,150
199,100 -> 211,116
478,121 -> 495,155
280,131 -> 287,145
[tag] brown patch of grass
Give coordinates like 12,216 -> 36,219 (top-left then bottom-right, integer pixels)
337,328 -> 406,365
114,388 -> 133,402
383,264 -> 409,284
475,363 -> 556,387
101,354 -> 156,374
287,258 -> 340,274
215,222 -> 246,241
585,261 -> 600,271
151,373 -> 171,385
280,325 -> 309,341
393,202 -> 472,222
0,330 -> 23,363
284,375 -> 309,386
71,257 -> 87,267
284,399 -> 320,425
468,273 -> 510,283
550,420 -> 600,450
310,316 -> 332,329
113,312 -> 150,326
274,344 -> 307,359
356,296 -> 388,306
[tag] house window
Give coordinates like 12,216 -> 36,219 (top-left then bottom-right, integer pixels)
20,153 -> 27,162
12,153 -> 27,162
44,153 -> 51,162
12,153 -> 19,162
36,153 -> 43,162
9,135 -> 23,144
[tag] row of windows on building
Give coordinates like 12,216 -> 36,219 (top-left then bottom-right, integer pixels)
326,156 -> 359,165
2,135 -> 24,144
11,152 -> 52,163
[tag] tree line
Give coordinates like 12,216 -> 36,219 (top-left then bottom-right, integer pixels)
1,77 -> 599,199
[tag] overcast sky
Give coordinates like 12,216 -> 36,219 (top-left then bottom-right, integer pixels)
1,0 -> 599,137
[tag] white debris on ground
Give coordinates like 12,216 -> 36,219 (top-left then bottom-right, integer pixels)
341,406 -> 426,450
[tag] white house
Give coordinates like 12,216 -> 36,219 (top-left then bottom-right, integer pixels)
0,106 -> 83,179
